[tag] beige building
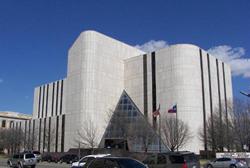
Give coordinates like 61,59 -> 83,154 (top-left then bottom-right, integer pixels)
0,111 -> 32,153
0,111 -> 31,129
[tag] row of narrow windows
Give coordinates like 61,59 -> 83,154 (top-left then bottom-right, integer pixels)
37,80 -> 64,118
9,115 -> 65,152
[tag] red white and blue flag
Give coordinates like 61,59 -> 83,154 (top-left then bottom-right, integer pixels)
168,104 -> 177,113
153,104 -> 161,117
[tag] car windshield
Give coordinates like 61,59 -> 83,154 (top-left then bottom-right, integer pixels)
80,157 -> 94,163
169,155 -> 184,163
25,154 -> 35,159
184,154 -> 198,162
118,158 -> 146,168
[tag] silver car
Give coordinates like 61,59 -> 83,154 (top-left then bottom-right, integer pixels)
207,158 -> 247,168
71,154 -> 110,168
7,153 -> 37,168
32,151 -> 41,162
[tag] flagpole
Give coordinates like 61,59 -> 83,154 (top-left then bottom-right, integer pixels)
176,104 -> 178,152
159,107 -> 161,153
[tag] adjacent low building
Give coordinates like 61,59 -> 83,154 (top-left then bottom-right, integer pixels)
0,111 -> 31,129
0,111 -> 32,153
6,30 -> 233,154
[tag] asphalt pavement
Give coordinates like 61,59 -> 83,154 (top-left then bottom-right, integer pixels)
0,158 -> 70,168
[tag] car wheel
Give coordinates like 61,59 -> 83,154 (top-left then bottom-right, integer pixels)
230,165 -> 236,168
207,164 -> 213,168
31,165 -> 36,168
18,163 -> 22,168
7,161 -> 12,167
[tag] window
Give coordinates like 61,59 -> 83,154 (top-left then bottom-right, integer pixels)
80,157 -> 94,163
118,159 -> 146,168
143,155 -> 157,164
1,120 -> 6,128
89,159 -> 105,168
25,154 -> 35,159
32,151 -> 40,155
216,158 -> 229,162
184,154 -> 198,162
157,154 -> 167,164
169,155 -> 184,164
223,158 -> 231,161
105,159 -> 120,168
123,105 -> 128,110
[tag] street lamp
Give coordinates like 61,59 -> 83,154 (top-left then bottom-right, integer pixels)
240,91 -> 250,97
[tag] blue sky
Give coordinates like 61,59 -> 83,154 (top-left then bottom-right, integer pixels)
0,0 -> 249,114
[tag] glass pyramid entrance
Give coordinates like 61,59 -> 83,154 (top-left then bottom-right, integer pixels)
102,90 -> 169,152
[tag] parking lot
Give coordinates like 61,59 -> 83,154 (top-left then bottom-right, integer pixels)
0,158 -> 70,168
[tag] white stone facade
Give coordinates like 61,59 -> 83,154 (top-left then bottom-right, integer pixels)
124,44 -> 233,153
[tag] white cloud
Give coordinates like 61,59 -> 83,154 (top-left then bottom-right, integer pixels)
207,45 -> 250,78
135,40 -> 169,52
0,78 -> 3,83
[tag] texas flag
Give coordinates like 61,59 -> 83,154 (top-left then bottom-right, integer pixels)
168,104 -> 177,113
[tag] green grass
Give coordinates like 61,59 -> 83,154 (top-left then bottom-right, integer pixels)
200,159 -> 209,167
0,154 -> 8,159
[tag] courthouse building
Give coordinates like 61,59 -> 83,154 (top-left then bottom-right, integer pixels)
7,30 -> 233,154
0,111 -> 31,129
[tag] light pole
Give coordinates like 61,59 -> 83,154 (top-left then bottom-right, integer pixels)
240,91 -> 250,97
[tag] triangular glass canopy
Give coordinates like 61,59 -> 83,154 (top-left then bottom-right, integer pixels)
101,90 -> 170,152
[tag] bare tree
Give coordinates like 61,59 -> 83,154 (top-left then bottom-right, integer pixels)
75,118 -> 98,153
128,118 -> 155,152
161,117 -> 192,151
233,99 -> 250,151
0,128 -> 25,154
200,100 -> 241,152
200,113 -> 231,152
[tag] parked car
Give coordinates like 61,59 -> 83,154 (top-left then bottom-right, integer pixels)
71,154 -> 110,168
41,153 -> 61,163
85,157 -> 148,168
41,153 -> 52,162
59,154 -> 79,164
206,157 -> 248,168
7,153 -> 37,168
32,151 -> 41,162
143,151 -> 200,168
